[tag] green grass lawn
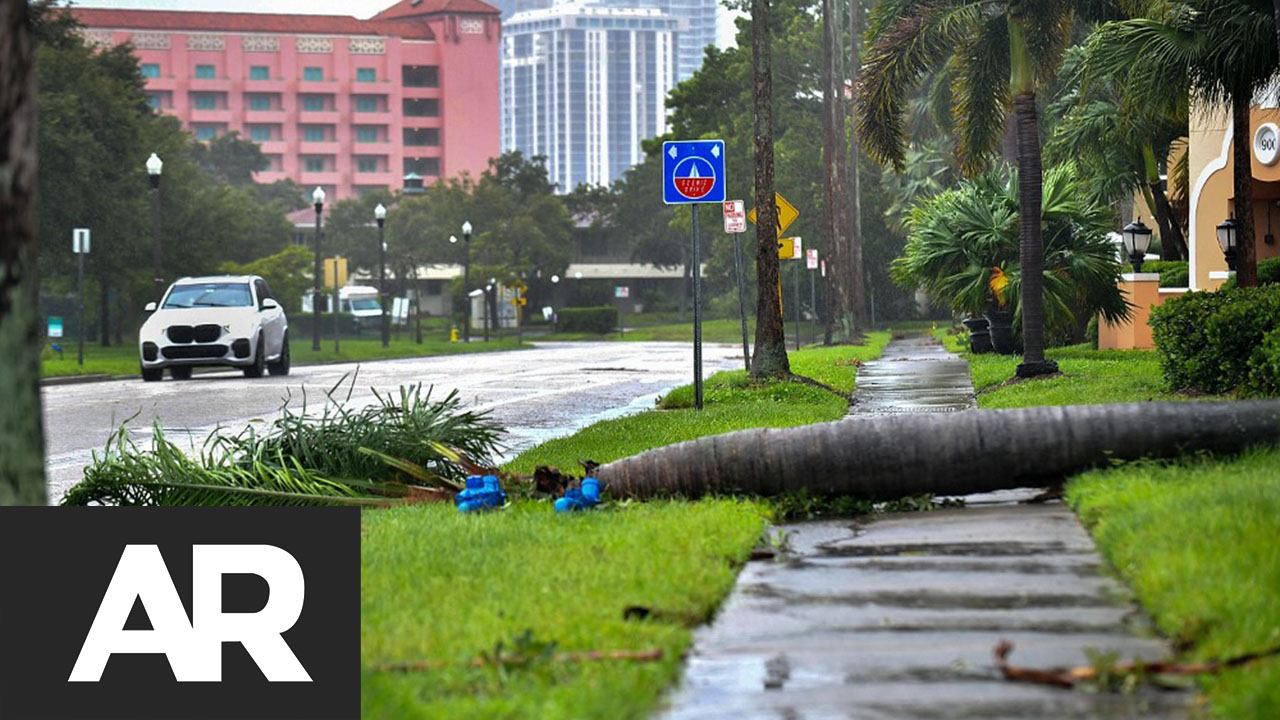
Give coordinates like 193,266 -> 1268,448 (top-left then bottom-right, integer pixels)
544,317 -> 758,344
40,334 -> 526,379
1067,448 -> 1280,718
360,499 -> 769,720
505,333 -> 890,475
957,343 -> 1225,408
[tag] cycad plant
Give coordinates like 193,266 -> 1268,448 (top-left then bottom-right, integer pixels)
892,164 -> 1131,340
857,0 -> 1116,376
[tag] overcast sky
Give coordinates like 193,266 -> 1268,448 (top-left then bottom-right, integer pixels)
68,0 -> 742,48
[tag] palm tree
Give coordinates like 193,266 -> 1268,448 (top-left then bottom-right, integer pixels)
751,0 -> 790,377
0,0 -> 47,506
1087,0 -> 1279,287
856,0 -> 1103,378
1048,46 -> 1189,260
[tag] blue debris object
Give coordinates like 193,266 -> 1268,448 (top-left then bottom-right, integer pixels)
555,477 -> 602,513
456,475 -> 506,513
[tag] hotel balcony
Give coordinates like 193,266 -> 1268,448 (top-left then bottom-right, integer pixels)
257,140 -> 288,155
188,108 -> 233,124
299,170 -> 342,186
298,140 -> 342,155
188,77 -> 232,92
296,109 -> 342,124
242,78 -> 288,93
254,170 -> 291,183
243,108 -> 288,124
350,170 -> 400,187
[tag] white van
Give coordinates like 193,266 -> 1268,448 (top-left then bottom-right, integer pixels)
301,285 -> 384,328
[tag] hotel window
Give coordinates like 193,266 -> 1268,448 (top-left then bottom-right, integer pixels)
301,95 -> 326,111
303,156 -> 327,172
146,94 -> 162,109
401,65 -> 438,88
402,98 -> 439,117
356,157 -> 379,173
195,64 -> 216,79
355,126 -> 379,143
354,95 -> 379,113
194,125 -> 217,140
141,63 -> 160,78
302,125 -> 327,142
403,157 -> 439,175
249,65 -> 270,80
247,93 -> 271,111
248,125 -> 272,141
403,128 -> 439,146
356,68 -> 376,83
303,66 -> 323,81
192,93 -> 218,110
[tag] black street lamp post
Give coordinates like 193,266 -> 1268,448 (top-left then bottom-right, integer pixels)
1120,219 -> 1153,274
146,153 -> 163,299
462,221 -> 473,341
311,186 -> 325,352
375,203 -> 389,349
1217,217 -> 1239,272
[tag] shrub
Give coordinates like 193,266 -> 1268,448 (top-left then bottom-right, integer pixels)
557,306 -> 618,334
1150,285 -> 1280,395
1141,260 -> 1189,288
1261,256 -> 1280,285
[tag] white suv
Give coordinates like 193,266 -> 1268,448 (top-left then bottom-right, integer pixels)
138,275 -> 289,381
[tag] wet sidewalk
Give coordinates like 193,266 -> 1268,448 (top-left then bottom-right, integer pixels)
659,336 -> 1188,719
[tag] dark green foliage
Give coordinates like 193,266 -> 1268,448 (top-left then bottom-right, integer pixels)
1150,286 -> 1280,395
1141,260 -> 1189,288
556,306 -> 618,334
1259,257 -> 1280,285
62,382 -> 504,506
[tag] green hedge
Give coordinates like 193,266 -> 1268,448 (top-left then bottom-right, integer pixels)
1141,260 -> 1189,288
557,306 -> 618,334
1150,285 -> 1280,395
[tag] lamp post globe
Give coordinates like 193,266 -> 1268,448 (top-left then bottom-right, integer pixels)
375,203 -> 389,348
1120,219 -> 1153,274
1216,217 -> 1239,272
460,221 -> 474,342
146,153 -> 164,298
311,186 -> 326,351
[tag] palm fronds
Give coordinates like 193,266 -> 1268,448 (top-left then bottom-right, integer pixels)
62,382 -> 504,507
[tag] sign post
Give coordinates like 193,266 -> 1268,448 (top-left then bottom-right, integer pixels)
663,139 -> 726,410
73,228 -> 91,366
724,200 -> 750,371
807,249 -> 819,345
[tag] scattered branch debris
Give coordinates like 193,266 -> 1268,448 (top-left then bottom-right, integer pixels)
994,639 -> 1280,690
374,649 -> 663,673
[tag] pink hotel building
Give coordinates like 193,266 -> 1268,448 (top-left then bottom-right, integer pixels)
74,0 -> 501,200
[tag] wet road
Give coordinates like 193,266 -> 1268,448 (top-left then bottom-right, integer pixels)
41,341 -> 742,504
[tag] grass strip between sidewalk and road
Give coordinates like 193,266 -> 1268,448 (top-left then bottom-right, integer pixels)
1067,448 -> 1280,718
360,332 -> 890,719
40,335 -> 527,378
505,333 -> 891,475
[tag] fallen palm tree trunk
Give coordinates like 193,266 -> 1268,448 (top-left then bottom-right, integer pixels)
597,401 -> 1280,500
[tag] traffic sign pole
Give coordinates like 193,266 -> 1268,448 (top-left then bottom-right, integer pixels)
692,204 -> 703,410
732,233 -> 749,372
77,250 -> 85,367
793,262 -> 801,351
809,264 -> 817,347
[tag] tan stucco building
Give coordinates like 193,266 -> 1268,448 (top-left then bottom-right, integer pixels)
1186,103 -> 1280,289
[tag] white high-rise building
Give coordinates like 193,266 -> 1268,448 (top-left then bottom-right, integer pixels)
501,4 -> 678,189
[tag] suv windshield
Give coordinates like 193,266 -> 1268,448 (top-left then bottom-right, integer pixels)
349,298 -> 381,311
163,282 -> 253,308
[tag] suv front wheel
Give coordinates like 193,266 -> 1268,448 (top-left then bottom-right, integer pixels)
268,333 -> 290,376
243,336 -> 265,378
141,365 -> 163,382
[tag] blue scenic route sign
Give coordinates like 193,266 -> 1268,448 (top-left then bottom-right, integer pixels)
663,139 -> 726,205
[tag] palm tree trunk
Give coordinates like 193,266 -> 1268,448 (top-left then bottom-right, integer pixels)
1008,15 -> 1055,378
1142,144 -> 1187,261
821,0 -> 844,344
1232,90 -> 1258,287
846,0 -> 867,334
0,0 -> 47,506
751,0 -> 790,377
597,401 -> 1280,500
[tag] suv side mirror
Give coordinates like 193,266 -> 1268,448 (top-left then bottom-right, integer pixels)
145,301 -> 157,312
260,298 -> 279,310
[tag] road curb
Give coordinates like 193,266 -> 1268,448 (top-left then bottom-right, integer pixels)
39,374 -> 116,387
